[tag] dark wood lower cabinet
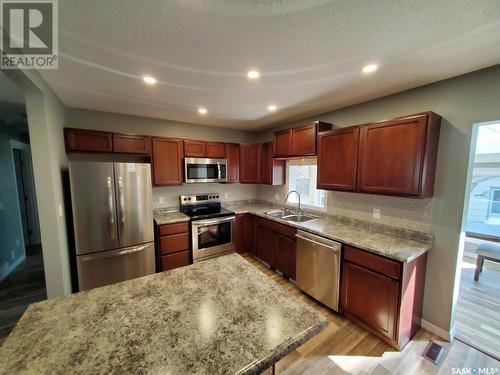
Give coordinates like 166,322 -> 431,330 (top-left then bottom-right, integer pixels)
274,233 -> 296,279
155,222 -> 191,272
341,245 -> 427,350
256,227 -> 275,266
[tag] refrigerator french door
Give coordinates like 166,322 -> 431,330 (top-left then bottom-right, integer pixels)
69,161 -> 155,291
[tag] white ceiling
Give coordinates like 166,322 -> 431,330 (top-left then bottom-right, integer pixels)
40,0 -> 500,130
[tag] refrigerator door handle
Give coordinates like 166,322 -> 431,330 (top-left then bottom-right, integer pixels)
107,176 -> 116,240
80,243 -> 151,261
118,176 -> 125,232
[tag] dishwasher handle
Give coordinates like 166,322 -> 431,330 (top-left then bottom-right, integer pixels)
295,232 -> 341,253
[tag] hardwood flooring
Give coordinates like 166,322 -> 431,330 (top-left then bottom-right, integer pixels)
455,259 -> 500,360
239,254 -> 500,374
0,246 -> 46,346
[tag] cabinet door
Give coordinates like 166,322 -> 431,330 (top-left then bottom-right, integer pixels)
342,262 -> 399,340
152,137 -> 184,186
235,214 -> 247,252
260,142 -> 285,185
273,129 -> 292,157
240,144 -> 261,183
357,115 -> 427,196
225,143 -> 240,183
246,214 -> 257,255
65,128 -> 113,153
291,123 -> 317,156
206,142 -> 226,158
183,140 -> 206,157
112,134 -> 151,154
256,226 -> 275,266
317,127 -> 359,191
274,234 -> 296,279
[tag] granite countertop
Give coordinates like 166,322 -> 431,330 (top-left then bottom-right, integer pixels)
153,210 -> 190,225
225,203 -> 432,262
0,254 -> 327,374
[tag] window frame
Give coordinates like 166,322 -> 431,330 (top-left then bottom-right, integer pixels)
285,158 -> 327,212
488,187 -> 500,218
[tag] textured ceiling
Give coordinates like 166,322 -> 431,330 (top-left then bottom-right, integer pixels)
39,0 -> 500,130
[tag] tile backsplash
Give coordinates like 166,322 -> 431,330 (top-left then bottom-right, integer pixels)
258,185 -> 433,233
153,183 -> 259,209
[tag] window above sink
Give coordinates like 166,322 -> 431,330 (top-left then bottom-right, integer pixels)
286,159 -> 326,211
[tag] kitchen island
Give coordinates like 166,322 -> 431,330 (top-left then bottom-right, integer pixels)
0,254 -> 326,374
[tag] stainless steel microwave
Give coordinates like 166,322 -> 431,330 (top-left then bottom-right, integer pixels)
184,157 -> 227,183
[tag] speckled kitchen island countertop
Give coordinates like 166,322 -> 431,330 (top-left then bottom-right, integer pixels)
0,254 -> 327,374
225,203 -> 433,263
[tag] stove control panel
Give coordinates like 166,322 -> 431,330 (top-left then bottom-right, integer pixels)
180,193 -> 221,205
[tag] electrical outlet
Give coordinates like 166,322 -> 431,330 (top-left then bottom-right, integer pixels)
224,192 -> 229,199
58,204 -> 63,217
372,208 -> 381,219
159,196 -> 164,204
275,193 -> 280,201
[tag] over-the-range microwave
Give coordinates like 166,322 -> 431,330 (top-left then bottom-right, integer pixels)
184,157 -> 227,183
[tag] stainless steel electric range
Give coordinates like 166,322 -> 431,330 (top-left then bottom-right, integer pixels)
180,193 -> 235,262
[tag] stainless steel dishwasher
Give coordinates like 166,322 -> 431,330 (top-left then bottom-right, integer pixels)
295,230 -> 342,311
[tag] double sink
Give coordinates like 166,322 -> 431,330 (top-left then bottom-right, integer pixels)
265,209 -> 318,223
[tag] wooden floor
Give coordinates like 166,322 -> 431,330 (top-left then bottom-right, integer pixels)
239,254 -> 500,374
0,246 -> 46,346
455,259 -> 500,360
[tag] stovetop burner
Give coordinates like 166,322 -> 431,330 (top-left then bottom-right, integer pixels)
179,193 -> 234,221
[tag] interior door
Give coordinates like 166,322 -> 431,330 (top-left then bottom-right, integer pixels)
69,161 -> 119,255
114,163 -> 154,247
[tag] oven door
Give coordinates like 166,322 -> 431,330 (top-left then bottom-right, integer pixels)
184,158 -> 227,183
191,216 -> 235,261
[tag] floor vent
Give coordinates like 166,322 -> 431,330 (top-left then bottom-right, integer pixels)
422,341 -> 445,365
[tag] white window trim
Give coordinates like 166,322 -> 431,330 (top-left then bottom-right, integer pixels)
488,187 -> 500,218
285,159 -> 327,212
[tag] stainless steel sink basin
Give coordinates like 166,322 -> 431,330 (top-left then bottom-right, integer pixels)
282,214 -> 317,223
264,210 -> 317,223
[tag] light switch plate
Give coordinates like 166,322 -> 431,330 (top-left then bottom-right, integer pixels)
159,196 -> 164,204
275,193 -> 280,201
372,208 -> 381,219
224,192 -> 229,199
58,204 -> 63,217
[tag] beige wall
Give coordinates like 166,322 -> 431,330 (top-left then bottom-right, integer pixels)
65,108 -> 256,144
256,64 -> 500,334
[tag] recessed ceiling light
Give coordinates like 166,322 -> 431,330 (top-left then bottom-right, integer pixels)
198,107 -> 208,115
268,104 -> 277,111
143,75 -> 157,84
362,64 -> 378,73
247,70 -> 260,80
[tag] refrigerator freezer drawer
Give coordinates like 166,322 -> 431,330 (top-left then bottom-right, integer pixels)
76,242 -> 155,291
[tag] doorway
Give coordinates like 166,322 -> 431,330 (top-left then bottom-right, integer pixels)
455,121 -> 500,360
0,72 -> 46,344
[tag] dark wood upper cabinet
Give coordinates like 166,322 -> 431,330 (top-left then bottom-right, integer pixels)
183,140 -> 206,157
357,112 -> 441,197
239,144 -> 261,183
273,129 -> 292,157
290,123 -> 317,156
317,126 -> 359,191
205,142 -> 226,158
152,137 -> 184,186
273,121 -> 332,157
112,134 -> 151,155
225,143 -> 240,183
261,142 -> 285,185
65,128 -> 113,153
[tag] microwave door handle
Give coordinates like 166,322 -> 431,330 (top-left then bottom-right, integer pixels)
217,162 -> 221,179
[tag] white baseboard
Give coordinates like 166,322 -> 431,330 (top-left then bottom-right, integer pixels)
421,319 -> 454,341
0,254 -> 26,282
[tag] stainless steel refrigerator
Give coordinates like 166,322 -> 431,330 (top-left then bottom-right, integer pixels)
69,161 -> 155,291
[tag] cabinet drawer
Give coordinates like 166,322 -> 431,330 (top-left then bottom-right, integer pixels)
344,245 -> 401,279
159,232 -> 189,255
160,251 -> 190,271
258,217 -> 296,238
158,222 -> 189,236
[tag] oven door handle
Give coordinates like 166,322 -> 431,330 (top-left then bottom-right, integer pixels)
192,216 -> 235,226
